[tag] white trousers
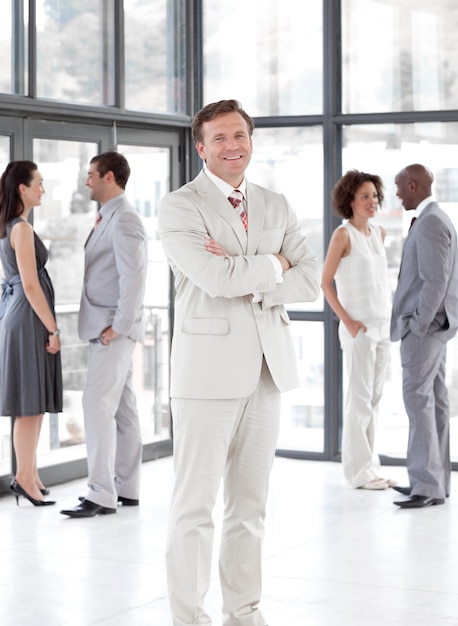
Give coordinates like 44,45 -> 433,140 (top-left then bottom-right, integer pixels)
339,321 -> 391,488
82,336 -> 142,508
167,360 -> 280,626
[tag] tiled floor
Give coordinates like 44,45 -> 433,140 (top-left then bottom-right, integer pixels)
1,456 -> 458,626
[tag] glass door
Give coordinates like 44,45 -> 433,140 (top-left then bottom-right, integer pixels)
116,129 -> 181,459
246,125 -> 326,456
0,126 -> 12,480
0,118 -> 180,487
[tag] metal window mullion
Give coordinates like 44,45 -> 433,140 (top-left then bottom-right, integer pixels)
113,0 -> 124,110
322,0 -> 343,461
28,0 -> 36,99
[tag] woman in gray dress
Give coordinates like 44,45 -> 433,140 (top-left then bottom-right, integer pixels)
0,161 -> 62,506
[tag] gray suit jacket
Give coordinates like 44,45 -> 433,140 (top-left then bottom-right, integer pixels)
158,170 -> 320,399
78,193 -> 147,343
391,201 -> 458,343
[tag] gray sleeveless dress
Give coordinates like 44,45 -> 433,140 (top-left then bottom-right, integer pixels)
0,217 -> 63,416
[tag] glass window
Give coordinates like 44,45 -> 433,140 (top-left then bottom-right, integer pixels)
203,0 -> 323,116
27,138 -> 172,473
32,138 -> 98,469
342,0 -> 458,113
0,135 -> 10,169
0,135 -> 12,477
278,321 -> 324,453
342,122 -> 458,462
36,0 -> 115,105
247,126 -> 324,311
33,139 -> 97,306
117,143 -> 171,445
124,0 -> 186,114
0,417 -> 12,478
0,3 -> 13,94
0,1 -> 28,95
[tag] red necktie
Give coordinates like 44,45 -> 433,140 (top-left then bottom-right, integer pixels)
409,217 -> 416,231
94,211 -> 102,229
228,190 -> 248,231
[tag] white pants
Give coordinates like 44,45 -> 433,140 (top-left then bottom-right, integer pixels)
82,336 -> 142,508
167,361 -> 280,626
339,321 -> 391,488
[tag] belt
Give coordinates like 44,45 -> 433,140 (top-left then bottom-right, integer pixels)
0,268 -> 44,319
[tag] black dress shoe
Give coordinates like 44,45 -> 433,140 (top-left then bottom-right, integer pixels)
393,486 -> 450,498
60,499 -> 117,518
117,496 -> 139,506
394,495 -> 445,508
78,495 -> 139,506
393,486 -> 412,496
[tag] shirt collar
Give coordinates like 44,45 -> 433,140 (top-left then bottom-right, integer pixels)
98,192 -> 126,217
415,195 -> 435,218
204,167 -> 247,199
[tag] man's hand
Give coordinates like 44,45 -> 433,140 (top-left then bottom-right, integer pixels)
100,326 -> 120,345
273,253 -> 291,271
205,238 -> 228,257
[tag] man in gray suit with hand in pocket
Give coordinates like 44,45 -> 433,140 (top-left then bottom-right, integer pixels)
391,163 -> 458,509
61,151 -> 147,518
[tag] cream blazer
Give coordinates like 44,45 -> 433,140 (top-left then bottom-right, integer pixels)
158,170 -> 320,399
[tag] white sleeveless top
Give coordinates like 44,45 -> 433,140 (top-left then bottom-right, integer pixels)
334,222 -> 391,324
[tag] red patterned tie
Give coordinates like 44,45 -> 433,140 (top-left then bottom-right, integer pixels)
228,190 -> 248,231
409,216 -> 416,231
94,211 -> 102,229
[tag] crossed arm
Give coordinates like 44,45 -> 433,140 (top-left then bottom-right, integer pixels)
205,237 -> 291,271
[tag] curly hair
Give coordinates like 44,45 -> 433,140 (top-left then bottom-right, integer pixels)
332,169 -> 384,219
0,161 -> 38,239
191,99 -> 255,144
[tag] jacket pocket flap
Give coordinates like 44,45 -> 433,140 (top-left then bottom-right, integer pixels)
182,318 -> 229,335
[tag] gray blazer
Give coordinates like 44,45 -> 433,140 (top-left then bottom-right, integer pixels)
158,170 -> 320,400
78,193 -> 147,343
391,201 -> 458,343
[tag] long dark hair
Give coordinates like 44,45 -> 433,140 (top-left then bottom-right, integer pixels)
0,160 -> 38,239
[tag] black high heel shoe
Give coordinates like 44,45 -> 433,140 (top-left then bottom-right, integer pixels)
40,487 -> 50,496
10,480 -> 56,506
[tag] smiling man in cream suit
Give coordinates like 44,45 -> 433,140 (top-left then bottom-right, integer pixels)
158,100 -> 320,626
391,164 -> 458,509
61,151 -> 147,518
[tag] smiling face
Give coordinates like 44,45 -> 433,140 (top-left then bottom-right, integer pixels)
195,111 -> 253,187
86,162 -> 107,204
350,181 -> 379,220
395,169 -> 415,212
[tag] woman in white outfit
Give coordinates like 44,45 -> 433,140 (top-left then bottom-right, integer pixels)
321,170 -> 395,490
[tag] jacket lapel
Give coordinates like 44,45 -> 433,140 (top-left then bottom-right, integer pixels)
194,171 -> 248,250
245,183 -> 265,255
84,206 -> 116,264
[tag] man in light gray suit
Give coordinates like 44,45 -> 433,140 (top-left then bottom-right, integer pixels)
158,100 -> 320,626
391,164 -> 458,509
61,151 -> 147,518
